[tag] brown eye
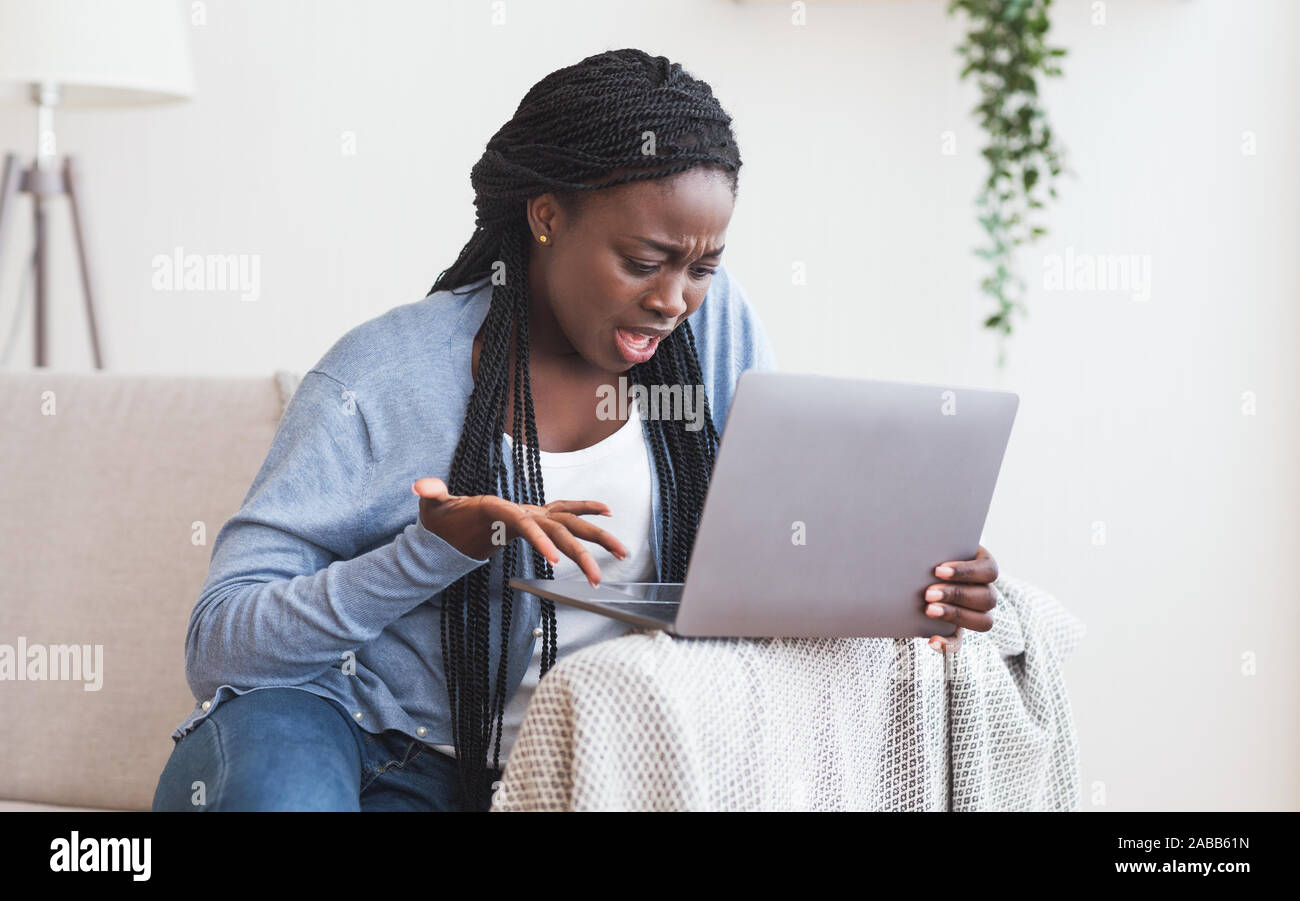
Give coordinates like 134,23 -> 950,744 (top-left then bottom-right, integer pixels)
624,258 -> 657,275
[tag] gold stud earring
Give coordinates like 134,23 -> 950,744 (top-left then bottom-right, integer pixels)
538,234 -> 548,244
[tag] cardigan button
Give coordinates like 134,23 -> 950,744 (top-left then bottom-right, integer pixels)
201,700 -> 211,711
416,726 -> 427,738
532,627 -> 543,638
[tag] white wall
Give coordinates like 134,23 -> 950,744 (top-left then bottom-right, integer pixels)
1,0 -> 1294,810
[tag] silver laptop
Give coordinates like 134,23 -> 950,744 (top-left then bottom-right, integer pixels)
508,370 -> 1019,638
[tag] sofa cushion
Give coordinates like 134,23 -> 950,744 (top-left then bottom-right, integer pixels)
0,370 -> 298,811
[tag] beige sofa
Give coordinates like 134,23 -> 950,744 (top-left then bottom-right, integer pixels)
0,369 -> 301,811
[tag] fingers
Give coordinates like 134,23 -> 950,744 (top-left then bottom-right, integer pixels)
543,500 -> 613,518
924,583 -> 996,614
924,602 -> 991,632
929,627 -> 963,653
926,546 -> 997,647
515,518 -> 564,567
922,583 -> 995,633
412,477 -> 451,501
933,544 -> 998,584
534,517 -> 605,587
548,512 -> 629,561
486,500 -> 562,566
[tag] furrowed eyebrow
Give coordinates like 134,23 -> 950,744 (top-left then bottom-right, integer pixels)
629,236 -> 725,259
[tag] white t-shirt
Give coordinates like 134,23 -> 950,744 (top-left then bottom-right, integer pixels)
433,396 -> 657,764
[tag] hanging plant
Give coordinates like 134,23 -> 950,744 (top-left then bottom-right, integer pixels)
948,0 -> 1070,367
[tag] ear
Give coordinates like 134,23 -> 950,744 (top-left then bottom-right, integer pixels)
527,193 -> 564,241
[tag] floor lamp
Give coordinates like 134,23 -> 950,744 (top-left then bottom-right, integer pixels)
0,0 -> 194,369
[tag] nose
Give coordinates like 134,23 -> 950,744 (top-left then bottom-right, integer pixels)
643,274 -> 689,321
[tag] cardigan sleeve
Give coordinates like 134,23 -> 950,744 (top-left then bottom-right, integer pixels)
729,270 -> 778,374
686,263 -> 779,436
183,368 -> 491,700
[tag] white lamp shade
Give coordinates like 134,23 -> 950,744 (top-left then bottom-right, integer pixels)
0,0 -> 195,105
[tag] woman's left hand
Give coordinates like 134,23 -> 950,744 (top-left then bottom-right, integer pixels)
924,545 -> 998,653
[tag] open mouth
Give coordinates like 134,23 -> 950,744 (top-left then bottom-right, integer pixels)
614,327 -> 662,364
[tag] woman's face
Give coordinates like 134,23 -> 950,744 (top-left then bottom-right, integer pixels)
525,167 -> 734,375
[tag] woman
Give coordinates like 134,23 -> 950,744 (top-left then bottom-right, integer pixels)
153,48 -> 999,813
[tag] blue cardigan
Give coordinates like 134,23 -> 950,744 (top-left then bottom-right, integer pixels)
171,264 -> 777,745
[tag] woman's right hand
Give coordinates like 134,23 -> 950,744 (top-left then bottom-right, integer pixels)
411,477 -> 628,587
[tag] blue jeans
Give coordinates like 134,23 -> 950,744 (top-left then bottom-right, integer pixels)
151,687 -> 501,811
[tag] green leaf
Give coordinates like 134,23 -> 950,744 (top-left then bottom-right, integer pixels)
953,0 -> 1067,367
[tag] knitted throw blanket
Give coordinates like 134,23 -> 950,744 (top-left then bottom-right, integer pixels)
490,573 -> 1086,811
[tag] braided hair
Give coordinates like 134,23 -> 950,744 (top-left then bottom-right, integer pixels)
426,48 -> 742,810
